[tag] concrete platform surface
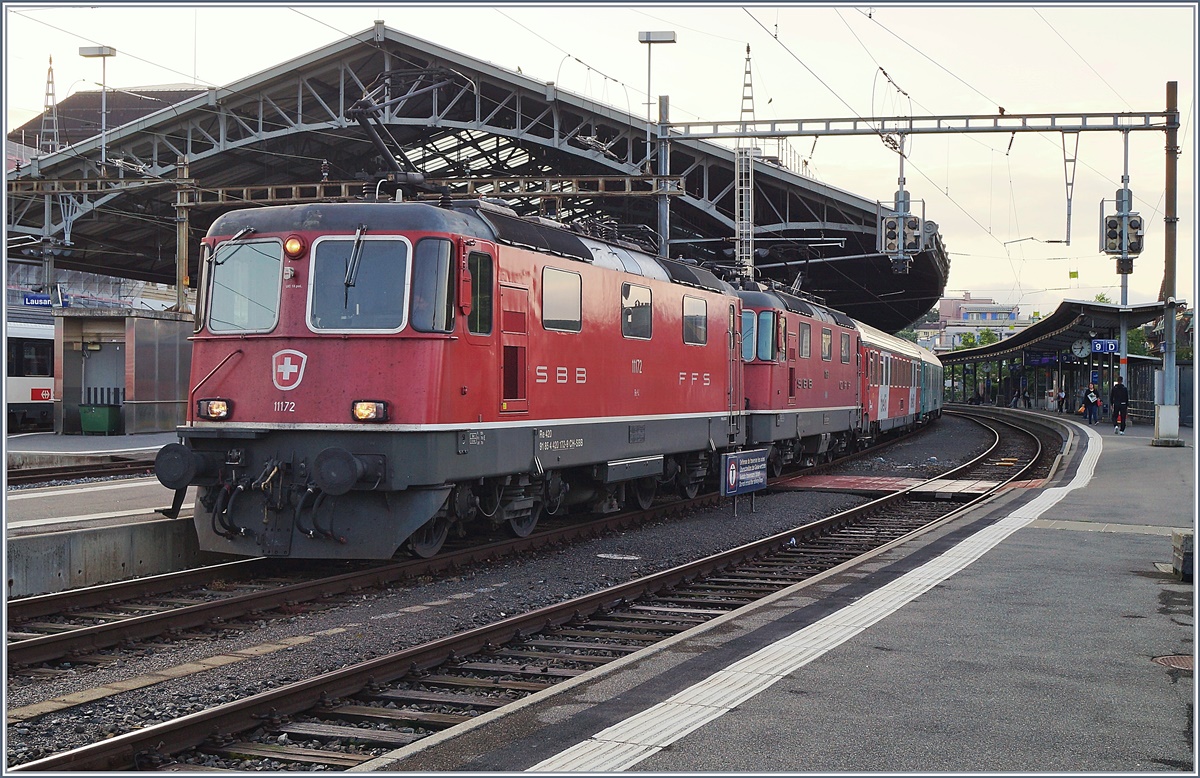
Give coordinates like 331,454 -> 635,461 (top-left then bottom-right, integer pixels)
6,430 -> 179,469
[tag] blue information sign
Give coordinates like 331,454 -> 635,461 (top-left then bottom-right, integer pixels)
720,448 -> 769,497
1092,339 -> 1119,354
23,294 -> 51,307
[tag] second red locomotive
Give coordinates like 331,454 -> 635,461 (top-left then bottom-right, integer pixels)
155,197 -> 941,559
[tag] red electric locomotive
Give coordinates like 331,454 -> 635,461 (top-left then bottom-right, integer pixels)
155,197 -> 941,560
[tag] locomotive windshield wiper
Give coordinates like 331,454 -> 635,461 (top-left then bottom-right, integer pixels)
344,224 -> 368,287
210,227 -> 257,266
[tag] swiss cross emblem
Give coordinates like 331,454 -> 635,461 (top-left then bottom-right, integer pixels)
272,349 -> 308,391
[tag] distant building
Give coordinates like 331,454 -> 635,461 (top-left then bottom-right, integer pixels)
918,291 -> 1041,352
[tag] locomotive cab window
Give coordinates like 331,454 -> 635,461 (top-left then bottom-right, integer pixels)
410,238 -> 455,333
683,296 -> 707,345
309,236 -> 408,331
208,239 -> 283,333
740,311 -> 757,361
467,251 -> 493,335
621,283 -> 652,339
756,311 -> 776,361
542,267 -> 581,332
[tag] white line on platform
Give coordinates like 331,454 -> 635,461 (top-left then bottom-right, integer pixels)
6,507 -> 174,530
7,477 -> 162,500
527,427 -> 1104,772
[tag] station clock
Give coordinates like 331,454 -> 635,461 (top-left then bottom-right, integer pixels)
1071,338 -> 1091,358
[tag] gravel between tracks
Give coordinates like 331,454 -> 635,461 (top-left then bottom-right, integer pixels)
5,415 -> 992,766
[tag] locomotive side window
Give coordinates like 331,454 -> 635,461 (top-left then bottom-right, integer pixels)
542,267 -> 581,332
740,311 -> 756,361
411,238 -> 455,333
840,333 -> 851,363
467,252 -> 493,335
798,322 -> 811,358
621,283 -> 653,340
209,239 -> 283,333
756,311 -> 776,361
821,328 -> 833,361
309,237 -> 408,331
682,296 -> 707,345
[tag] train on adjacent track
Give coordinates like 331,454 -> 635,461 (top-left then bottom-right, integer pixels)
155,196 -> 942,560
6,320 -> 55,432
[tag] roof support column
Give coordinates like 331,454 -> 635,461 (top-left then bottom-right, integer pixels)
1153,81 -> 1182,446
173,156 -> 191,313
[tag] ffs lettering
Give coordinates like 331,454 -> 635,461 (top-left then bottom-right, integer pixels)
679,372 -> 711,386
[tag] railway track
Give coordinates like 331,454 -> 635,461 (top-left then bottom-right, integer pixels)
9,412 -> 1047,771
6,459 -> 156,486
6,420 -> 930,673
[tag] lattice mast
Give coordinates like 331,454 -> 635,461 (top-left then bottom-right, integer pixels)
734,45 -> 757,283
40,56 -> 62,154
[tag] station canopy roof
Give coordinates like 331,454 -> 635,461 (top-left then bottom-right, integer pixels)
6,22 -> 949,333
938,299 -> 1171,365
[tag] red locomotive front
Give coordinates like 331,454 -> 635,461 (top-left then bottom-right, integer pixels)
156,199 -> 742,559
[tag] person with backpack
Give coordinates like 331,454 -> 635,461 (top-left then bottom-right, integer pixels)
1110,375 -> 1130,434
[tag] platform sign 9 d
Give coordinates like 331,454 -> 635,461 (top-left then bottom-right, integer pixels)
721,448 -> 769,496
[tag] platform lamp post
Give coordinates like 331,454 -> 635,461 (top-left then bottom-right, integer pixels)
79,45 -> 116,173
638,31 -> 675,173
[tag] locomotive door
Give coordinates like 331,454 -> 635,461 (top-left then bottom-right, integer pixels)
499,284 -> 529,413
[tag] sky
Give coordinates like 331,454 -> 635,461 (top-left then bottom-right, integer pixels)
4,2 -> 1197,319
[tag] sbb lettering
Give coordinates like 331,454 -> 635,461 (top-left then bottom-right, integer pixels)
535,366 -> 587,384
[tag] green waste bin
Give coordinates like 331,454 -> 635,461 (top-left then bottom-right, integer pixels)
79,404 -> 121,435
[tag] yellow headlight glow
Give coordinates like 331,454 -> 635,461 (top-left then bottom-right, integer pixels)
352,400 -> 388,421
197,398 -> 230,420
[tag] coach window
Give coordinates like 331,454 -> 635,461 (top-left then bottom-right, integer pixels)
821,328 -> 833,361
467,251 -> 493,335
741,310 -> 757,361
683,296 -> 707,345
757,311 -> 776,361
621,283 -> 653,339
411,238 -> 455,333
542,267 -> 581,332
309,237 -> 407,331
798,322 -> 811,358
209,239 -> 283,333
840,332 -> 851,364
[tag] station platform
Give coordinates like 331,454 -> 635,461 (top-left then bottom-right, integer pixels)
5,430 -> 178,470
360,409 -> 1196,773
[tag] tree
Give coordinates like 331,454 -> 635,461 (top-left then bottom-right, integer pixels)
955,332 -> 978,350
1127,327 -> 1149,357
1094,292 -> 1113,304
978,328 -> 1000,345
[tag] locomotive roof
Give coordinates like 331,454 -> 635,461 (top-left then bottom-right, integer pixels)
207,200 -> 737,295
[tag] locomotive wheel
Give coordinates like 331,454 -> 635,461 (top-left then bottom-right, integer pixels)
631,476 -> 657,511
676,473 -> 700,500
507,504 -> 540,538
408,514 -> 450,558
767,446 -> 784,479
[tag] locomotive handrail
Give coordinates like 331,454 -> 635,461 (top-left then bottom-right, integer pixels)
186,348 -> 243,426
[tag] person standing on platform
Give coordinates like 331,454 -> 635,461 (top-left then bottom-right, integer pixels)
1084,383 -> 1101,424
1057,387 -> 1066,413
1110,375 -> 1129,434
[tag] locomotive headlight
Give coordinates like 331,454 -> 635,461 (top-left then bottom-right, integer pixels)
352,400 -> 388,422
283,234 -> 306,259
197,398 -> 231,420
